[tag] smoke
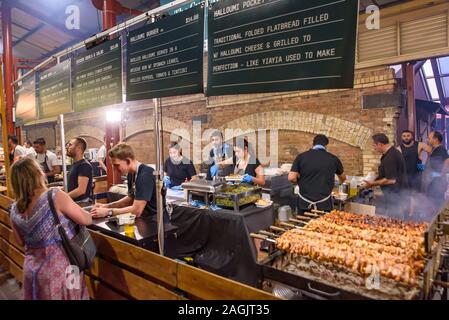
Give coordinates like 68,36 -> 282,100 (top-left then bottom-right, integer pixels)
374,188 -> 444,223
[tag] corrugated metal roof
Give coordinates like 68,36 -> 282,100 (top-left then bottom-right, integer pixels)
0,0 -> 405,62
0,0 -> 162,60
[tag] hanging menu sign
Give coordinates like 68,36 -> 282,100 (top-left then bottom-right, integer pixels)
15,75 -> 37,122
38,59 -> 72,118
207,0 -> 358,96
74,38 -> 123,112
126,5 -> 204,100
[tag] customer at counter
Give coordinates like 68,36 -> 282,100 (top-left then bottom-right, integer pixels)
8,135 -> 27,164
33,138 -> 61,183
288,134 -> 346,214
66,137 -> 93,204
92,143 -> 163,220
426,131 -> 449,210
9,157 -> 91,300
363,133 -> 408,218
208,130 -> 233,178
217,138 -> 265,185
163,142 -> 197,189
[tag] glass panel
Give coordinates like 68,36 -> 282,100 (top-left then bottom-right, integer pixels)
426,78 -> 439,100
439,56 -> 449,75
442,76 -> 449,96
423,60 -> 434,77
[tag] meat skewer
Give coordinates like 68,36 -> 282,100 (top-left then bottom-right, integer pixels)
260,210 -> 428,287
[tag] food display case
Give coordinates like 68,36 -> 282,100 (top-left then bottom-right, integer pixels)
214,184 -> 262,212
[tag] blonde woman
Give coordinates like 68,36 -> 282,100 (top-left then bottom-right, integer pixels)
9,157 -> 92,300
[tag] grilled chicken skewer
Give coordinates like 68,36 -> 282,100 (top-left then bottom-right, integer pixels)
258,210 -> 428,287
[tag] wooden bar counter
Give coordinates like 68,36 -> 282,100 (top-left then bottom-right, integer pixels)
0,194 -> 277,300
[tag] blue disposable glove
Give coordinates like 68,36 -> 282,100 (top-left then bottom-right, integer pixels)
171,185 -> 183,191
241,174 -> 254,184
163,176 -> 171,188
417,163 -> 425,172
210,165 -> 219,177
210,204 -> 221,211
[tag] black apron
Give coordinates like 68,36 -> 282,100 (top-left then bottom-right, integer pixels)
37,154 -> 55,183
400,143 -> 422,191
9,147 -> 15,163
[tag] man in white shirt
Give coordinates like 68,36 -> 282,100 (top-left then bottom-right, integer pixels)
33,138 -> 61,183
23,140 -> 36,158
97,137 -> 107,175
7,135 -> 27,163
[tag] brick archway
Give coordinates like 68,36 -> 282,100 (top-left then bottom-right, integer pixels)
219,111 -> 377,175
65,125 -> 105,143
220,111 -> 373,149
124,116 -> 191,143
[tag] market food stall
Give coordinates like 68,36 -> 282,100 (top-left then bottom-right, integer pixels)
2,0 -> 449,302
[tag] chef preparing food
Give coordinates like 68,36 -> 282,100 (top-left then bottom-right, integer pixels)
216,138 -> 265,186
426,131 -> 449,211
288,134 -> 346,214
208,130 -> 234,179
363,133 -> 408,219
163,141 -> 197,189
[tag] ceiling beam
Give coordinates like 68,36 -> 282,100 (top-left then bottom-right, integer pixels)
44,38 -> 81,59
431,58 -> 446,106
135,0 -> 160,11
11,2 -> 90,41
12,23 -> 45,47
414,60 -> 427,75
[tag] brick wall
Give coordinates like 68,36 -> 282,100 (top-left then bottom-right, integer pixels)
44,66 -> 400,176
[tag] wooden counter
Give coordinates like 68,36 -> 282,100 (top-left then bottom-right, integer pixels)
0,194 -> 278,300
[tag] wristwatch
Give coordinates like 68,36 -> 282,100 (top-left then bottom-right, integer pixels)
107,209 -> 114,218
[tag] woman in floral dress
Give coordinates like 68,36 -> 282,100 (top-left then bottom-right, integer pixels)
9,157 -> 92,300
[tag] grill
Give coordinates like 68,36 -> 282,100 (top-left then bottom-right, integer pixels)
252,208 -> 449,300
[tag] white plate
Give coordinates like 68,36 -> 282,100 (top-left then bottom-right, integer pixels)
256,201 -> 273,208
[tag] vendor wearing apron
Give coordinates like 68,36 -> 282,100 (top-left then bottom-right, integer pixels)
91,143 -> 168,222
33,138 -> 61,183
66,137 -> 93,205
219,138 -> 265,185
208,130 -> 234,179
363,133 -> 408,220
8,135 -> 27,164
97,138 -> 107,175
289,134 -> 346,215
426,131 -> 449,211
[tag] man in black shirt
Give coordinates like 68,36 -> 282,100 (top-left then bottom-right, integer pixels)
289,135 -> 346,214
91,143 -> 161,220
363,133 -> 408,218
163,142 -> 196,188
397,130 -> 431,191
426,131 -> 449,210
66,137 -> 93,203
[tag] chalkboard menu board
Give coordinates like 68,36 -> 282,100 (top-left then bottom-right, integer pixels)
207,0 -> 358,96
74,38 -> 123,112
38,59 -> 72,118
126,5 -> 204,100
15,75 -> 37,122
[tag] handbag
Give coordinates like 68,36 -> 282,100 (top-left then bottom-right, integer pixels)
47,189 -> 96,271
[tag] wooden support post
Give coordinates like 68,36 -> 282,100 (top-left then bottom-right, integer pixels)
405,63 -> 417,137
0,64 -> 12,197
